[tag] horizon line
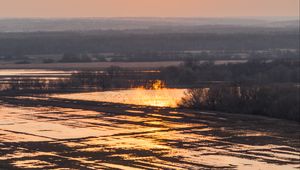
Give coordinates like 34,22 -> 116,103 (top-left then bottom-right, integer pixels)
0,16 -> 299,19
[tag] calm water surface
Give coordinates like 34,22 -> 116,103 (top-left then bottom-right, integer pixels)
0,89 -> 299,169
53,89 -> 187,108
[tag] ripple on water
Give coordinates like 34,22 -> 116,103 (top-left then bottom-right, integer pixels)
52,89 -> 187,108
0,98 -> 299,169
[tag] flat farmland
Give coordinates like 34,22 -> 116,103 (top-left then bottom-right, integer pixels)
0,60 -> 248,70
0,61 -> 182,70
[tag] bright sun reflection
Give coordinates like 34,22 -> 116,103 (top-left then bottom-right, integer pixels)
130,89 -> 182,107
52,82 -> 187,108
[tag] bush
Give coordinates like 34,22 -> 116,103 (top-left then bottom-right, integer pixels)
180,85 -> 300,121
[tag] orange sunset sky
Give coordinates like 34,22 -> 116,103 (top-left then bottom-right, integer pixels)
0,0 -> 299,18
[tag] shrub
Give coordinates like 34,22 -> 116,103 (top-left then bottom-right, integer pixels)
180,85 -> 300,122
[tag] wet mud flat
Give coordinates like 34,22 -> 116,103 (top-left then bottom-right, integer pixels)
0,96 -> 299,169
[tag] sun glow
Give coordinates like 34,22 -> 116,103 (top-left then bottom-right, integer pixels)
135,80 -> 166,90
151,80 -> 165,90
130,80 -> 181,107
130,89 -> 181,107
53,85 -> 187,108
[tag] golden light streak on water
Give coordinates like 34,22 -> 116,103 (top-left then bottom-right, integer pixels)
0,99 -> 299,169
53,88 -> 187,108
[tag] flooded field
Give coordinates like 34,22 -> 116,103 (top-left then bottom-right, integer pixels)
0,60 -> 247,70
0,91 -> 299,169
0,69 -> 72,86
0,61 -> 182,70
53,89 -> 187,108
0,69 -> 71,76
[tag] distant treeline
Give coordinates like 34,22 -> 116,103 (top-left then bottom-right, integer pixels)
160,59 -> 300,86
0,31 -> 299,56
4,49 -> 299,64
2,59 -> 299,94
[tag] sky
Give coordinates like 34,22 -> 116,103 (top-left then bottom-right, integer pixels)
0,0 -> 299,18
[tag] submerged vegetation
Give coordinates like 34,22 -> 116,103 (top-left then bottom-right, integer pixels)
1,59 -> 299,122
0,66 -> 162,95
170,59 -> 300,121
180,85 -> 300,122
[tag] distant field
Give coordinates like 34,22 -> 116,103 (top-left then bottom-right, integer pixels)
0,61 -> 182,70
0,60 -> 248,70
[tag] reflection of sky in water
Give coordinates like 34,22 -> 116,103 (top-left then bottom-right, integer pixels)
53,89 -> 187,107
0,69 -> 72,87
0,69 -> 72,76
0,102 -> 299,169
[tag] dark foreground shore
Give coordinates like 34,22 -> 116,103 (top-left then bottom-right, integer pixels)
0,96 -> 299,169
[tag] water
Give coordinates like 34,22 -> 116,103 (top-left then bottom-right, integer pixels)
0,69 -> 71,76
0,69 -> 72,83
52,89 -> 187,108
0,92 -> 299,169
